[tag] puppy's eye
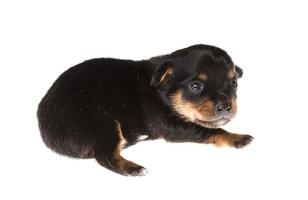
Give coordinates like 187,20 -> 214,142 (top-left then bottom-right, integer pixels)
231,79 -> 238,87
190,81 -> 204,92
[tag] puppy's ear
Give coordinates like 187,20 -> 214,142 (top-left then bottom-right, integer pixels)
151,61 -> 173,88
235,65 -> 243,78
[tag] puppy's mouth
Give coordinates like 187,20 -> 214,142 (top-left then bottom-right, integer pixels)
196,118 -> 230,128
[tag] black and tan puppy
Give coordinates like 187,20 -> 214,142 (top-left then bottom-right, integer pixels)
37,44 -> 253,176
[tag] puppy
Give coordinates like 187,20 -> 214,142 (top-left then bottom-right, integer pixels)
37,44 -> 253,176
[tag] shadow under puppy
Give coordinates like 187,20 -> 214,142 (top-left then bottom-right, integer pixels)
37,44 -> 253,176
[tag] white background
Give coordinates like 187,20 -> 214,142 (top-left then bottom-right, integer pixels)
1,0 -> 307,199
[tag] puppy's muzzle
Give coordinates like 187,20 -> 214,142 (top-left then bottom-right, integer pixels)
215,100 -> 231,115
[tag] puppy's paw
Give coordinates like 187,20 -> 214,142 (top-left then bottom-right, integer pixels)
207,133 -> 254,148
126,166 -> 148,176
231,134 -> 254,148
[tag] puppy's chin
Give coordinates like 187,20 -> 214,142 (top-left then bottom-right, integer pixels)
196,118 -> 231,128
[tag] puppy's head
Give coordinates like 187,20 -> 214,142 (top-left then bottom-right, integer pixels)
151,44 -> 243,128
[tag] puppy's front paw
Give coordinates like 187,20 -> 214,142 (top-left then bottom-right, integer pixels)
231,134 -> 254,148
207,133 -> 254,148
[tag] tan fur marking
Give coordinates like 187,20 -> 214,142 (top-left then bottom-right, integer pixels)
170,91 -> 237,128
114,120 -> 127,152
170,90 -> 217,123
227,67 -> 236,79
230,96 -> 237,116
207,134 -> 232,147
160,68 -> 173,84
170,90 -> 203,122
197,100 -> 216,120
207,133 -> 244,147
114,120 -> 129,173
198,73 -> 208,81
114,120 -> 142,175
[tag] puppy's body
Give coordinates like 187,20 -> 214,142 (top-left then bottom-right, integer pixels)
38,45 -> 253,176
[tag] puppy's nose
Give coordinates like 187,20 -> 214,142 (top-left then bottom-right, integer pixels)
216,101 -> 231,113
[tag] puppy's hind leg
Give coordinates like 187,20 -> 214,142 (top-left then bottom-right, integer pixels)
95,152 -> 148,176
95,120 -> 147,176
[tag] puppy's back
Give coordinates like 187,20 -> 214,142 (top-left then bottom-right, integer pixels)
37,58 -> 150,158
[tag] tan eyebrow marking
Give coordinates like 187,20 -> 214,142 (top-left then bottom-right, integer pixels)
198,73 -> 208,81
227,66 -> 236,79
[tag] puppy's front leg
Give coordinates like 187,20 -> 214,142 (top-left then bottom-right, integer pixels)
204,128 -> 253,148
163,123 -> 253,148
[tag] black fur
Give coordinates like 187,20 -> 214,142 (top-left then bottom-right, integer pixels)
37,44 -> 253,176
